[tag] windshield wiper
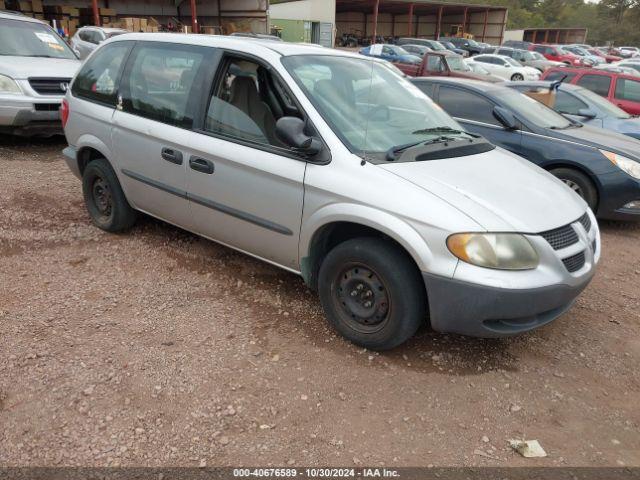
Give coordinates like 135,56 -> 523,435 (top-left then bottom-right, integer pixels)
385,136 -> 460,162
385,141 -> 424,161
412,126 -> 466,135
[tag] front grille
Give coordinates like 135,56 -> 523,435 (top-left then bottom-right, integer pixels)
578,212 -> 592,233
34,103 -> 61,111
540,224 -> 579,250
563,251 -> 586,273
29,78 -> 72,95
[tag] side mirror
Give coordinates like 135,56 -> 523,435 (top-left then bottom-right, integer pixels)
275,117 -> 322,156
577,108 -> 597,119
493,106 -> 518,130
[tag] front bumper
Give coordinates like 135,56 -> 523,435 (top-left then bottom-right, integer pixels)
0,93 -> 64,136
422,210 -> 599,338
422,270 -> 594,337
596,170 -> 640,221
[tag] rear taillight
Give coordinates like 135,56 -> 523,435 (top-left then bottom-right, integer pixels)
60,99 -> 69,128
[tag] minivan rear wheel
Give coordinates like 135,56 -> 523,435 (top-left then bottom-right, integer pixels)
549,167 -> 598,210
318,237 -> 426,350
82,158 -> 137,232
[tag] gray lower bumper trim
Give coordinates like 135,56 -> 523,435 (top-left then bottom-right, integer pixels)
422,272 -> 594,338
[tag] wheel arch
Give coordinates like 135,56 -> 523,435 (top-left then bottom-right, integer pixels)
299,206 -> 434,291
75,134 -> 114,175
542,160 -> 602,210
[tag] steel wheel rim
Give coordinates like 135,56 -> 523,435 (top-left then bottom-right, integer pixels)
333,263 -> 390,334
562,179 -> 583,197
92,177 -> 113,217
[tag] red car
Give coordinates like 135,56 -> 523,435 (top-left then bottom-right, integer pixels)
588,48 -> 622,64
541,66 -> 640,115
529,44 -> 584,67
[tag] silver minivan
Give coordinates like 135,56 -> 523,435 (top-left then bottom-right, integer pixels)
62,34 -> 600,350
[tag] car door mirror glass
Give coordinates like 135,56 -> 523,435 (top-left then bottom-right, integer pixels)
275,117 -> 322,156
493,106 -> 518,129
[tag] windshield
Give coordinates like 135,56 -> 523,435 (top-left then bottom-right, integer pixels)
0,18 -> 77,59
390,46 -> 410,55
504,57 -> 521,67
446,56 -> 471,72
429,41 -> 446,51
531,52 -> 544,60
520,51 -> 535,61
576,87 -> 631,119
500,89 -> 572,129
466,39 -> 480,47
441,41 -> 455,49
282,55 -> 467,156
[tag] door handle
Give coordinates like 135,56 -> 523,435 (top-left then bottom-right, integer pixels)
161,147 -> 183,165
189,156 -> 215,174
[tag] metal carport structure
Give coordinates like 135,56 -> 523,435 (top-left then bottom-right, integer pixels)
336,0 -> 508,45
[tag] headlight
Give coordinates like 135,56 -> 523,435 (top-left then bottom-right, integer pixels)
0,74 -> 21,94
601,149 -> 640,179
447,233 -> 539,270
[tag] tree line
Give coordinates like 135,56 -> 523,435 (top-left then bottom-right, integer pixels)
468,0 -> 639,46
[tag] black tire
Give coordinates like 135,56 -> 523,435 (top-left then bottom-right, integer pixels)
549,167 -> 598,210
511,73 -> 524,81
82,158 -> 137,232
317,237 -> 427,351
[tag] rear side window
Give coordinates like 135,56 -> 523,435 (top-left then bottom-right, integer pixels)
544,71 -> 577,82
614,78 -> 640,102
438,86 -> 499,125
72,41 -> 131,106
577,74 -> 611,97
555,91 -> 588,115
122,43 -> 207,129
412,81 -> 436,99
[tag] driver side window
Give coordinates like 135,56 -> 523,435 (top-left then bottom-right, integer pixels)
204,56 -> 301,148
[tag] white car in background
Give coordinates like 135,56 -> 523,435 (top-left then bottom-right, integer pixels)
466,54 -> 540,81
619,47 -> 640,57
70,26 -> 128,60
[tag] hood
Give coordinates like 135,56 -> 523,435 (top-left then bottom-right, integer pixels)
554,124 -> 640,160
399,54 -> 422,64
524,66 -> 541,75
379,147 -> 586,232
0,56 -> 80,79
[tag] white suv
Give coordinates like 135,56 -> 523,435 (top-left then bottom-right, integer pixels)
0,11 -> 80,137
70,26 -> 128,60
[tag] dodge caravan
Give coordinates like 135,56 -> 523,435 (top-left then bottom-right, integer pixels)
62,34 -> 600,350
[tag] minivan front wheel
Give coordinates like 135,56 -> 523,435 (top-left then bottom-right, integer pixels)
82,158 -> 137,232
318,237 -> 426,350
549,167 -> 598,211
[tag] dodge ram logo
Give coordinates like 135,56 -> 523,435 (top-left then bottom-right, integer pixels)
60,82 -> 69,92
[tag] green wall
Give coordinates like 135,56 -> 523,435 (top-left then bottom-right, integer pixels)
270,18 -> 311,43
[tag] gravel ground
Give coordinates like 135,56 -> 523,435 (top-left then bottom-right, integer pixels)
0,136 -> 639,468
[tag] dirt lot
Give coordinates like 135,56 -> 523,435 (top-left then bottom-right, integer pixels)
0,136 -> 639,468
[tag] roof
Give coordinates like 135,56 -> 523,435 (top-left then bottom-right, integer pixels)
0,10 -> 47,25
336,0 -> 506,14
107,32 -> 370,59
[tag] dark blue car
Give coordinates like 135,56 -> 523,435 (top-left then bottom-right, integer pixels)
411,77 -> 640,221
359,44 -> 421,65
